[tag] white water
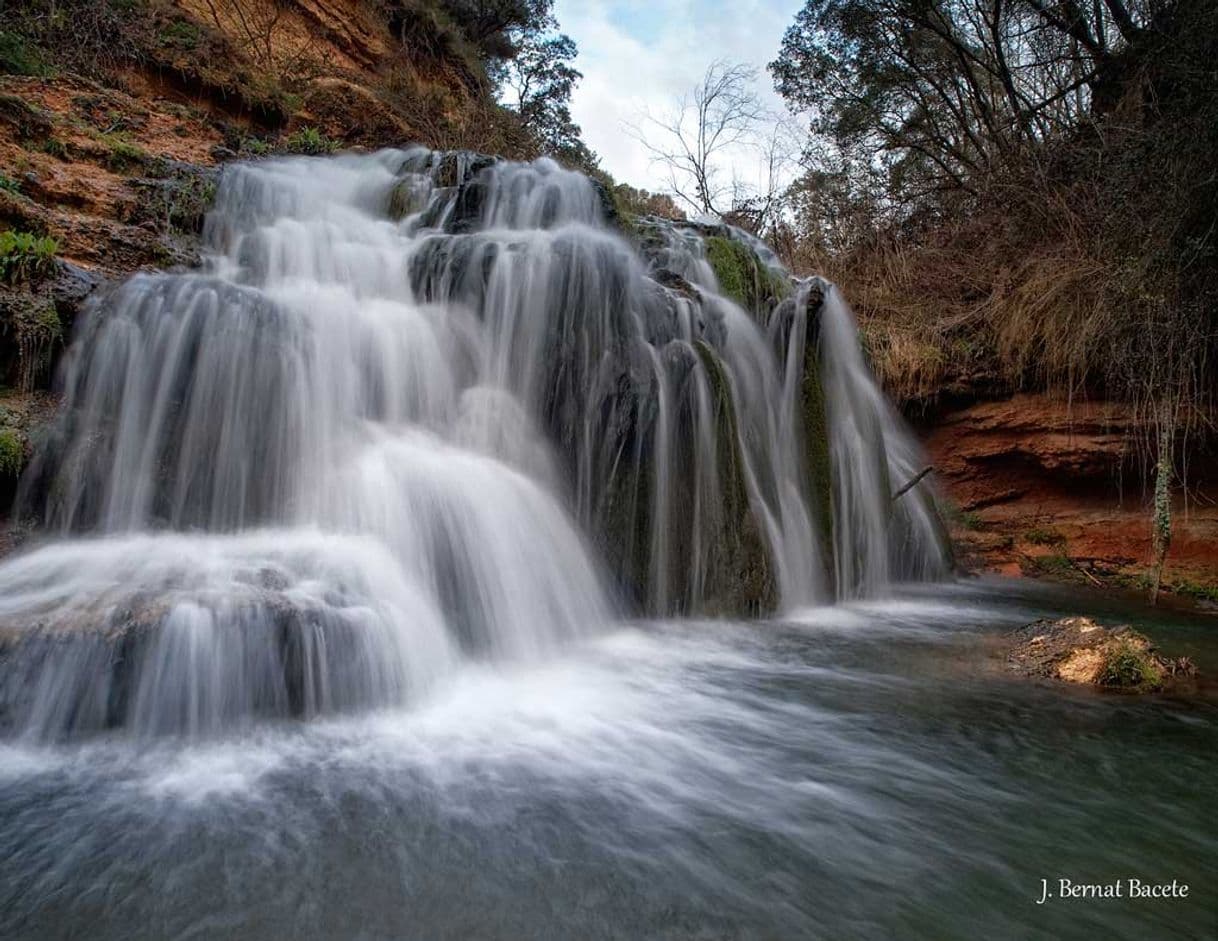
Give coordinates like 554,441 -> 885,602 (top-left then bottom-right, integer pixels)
818,282 -> 950,596
0,148 -> 945,740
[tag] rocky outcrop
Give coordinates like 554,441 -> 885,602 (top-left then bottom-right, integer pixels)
1004,616 -> 1197,693
0,583 -> 405,738
921,394 -> 1218,602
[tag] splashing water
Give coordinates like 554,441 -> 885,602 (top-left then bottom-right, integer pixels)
0,148 -> 946,739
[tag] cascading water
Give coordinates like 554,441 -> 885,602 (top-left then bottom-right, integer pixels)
0,147 -> 946,740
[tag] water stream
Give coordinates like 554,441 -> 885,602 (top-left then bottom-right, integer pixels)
1,581 -> 1214,939
0,151 -> 1211,938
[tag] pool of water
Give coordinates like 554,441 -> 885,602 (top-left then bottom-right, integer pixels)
1,579 -> 1214,940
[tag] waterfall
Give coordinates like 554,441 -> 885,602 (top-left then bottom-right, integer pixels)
816,283 -> 951,596
0,148 -> 947,740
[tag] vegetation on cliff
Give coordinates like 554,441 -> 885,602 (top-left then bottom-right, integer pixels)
769,0 -> 1217,421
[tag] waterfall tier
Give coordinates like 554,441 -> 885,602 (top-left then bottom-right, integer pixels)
0,147 -> 947,740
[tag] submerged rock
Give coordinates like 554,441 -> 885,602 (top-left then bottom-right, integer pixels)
1005,616 -> 1197,692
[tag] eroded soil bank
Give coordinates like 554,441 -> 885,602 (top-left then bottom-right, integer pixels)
919,393 -> 1218,608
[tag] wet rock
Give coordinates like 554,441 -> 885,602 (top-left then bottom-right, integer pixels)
0,588 -> 396,739
1005,616 -> 1197,692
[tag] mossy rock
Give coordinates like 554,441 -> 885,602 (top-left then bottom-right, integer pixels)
0,289 -> 61,392
798,298 -> 834,583
1005,617 -> 1198,694
125,165 -> 219,237
0,427 -> 22,476
694,340 -> 777,614
703,234 -> 790,319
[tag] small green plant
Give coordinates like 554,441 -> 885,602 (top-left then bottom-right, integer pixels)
0,29 -> 50,77
41,137 -> 68,159
240,136 -> 273,156
1025,526 -> 1065,546
945,504 -> 982,530
0,428 -> 23,476
1098,639 -> 1163,691
159,19 -> 201,50
957,510 -> 982,530
100,132 -> 147,171
1026,552 -> 1075,578
1172,580 -> 1218,603
0,174 -> 20,196
280,126 -> 339,156
0,230 -> 58,283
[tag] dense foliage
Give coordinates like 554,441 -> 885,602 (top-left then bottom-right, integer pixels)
770,0 -> 1217,424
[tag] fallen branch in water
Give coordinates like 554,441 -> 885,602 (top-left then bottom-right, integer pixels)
891,466 -> 933,501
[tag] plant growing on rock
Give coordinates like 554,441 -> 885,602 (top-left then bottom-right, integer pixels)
1098,639 -> 1165,692
0,231 -> 58,284
0,428 -> 23,476
704,235 -> 789,316
2,293 -> 63,392
280,126 -> 339,155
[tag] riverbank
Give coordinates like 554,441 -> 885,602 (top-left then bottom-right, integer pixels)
917,393 -> 1218,610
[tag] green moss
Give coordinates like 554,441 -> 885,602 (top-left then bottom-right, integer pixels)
1097,638 -> 1163,691
799,318 -> 833,576
166,175 -> 216,234
694,340 -> 777,614
0,428 -> 23,476
3,292 -> 62,391
100,132 -> 148,171
704,236 -> 753,307
703,234 -> 791,318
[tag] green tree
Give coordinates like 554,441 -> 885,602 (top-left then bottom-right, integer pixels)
501,30 -> 594,167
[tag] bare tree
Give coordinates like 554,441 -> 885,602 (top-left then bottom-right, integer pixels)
631,61 -> 770,217
725,117 -> 800,235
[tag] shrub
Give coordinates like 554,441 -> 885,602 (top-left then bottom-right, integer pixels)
1026,553 -> 1075,579
41,138 -> 68,159
0,29 -> 50,76
280,126 -> 339,155
1097,639 -> 1163,691
0,230 -> 58,283
0,175 -> 20,195
158,19 -> 201,51
1025,526 -> 1065,547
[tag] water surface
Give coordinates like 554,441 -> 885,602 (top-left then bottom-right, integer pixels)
2,580 -> 1213,940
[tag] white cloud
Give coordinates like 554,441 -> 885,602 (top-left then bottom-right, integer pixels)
554,0 -> 804,198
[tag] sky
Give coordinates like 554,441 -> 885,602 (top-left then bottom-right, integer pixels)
552,0 -> 805,197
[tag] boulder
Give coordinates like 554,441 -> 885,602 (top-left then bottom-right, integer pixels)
1005,616 -> 1197,692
